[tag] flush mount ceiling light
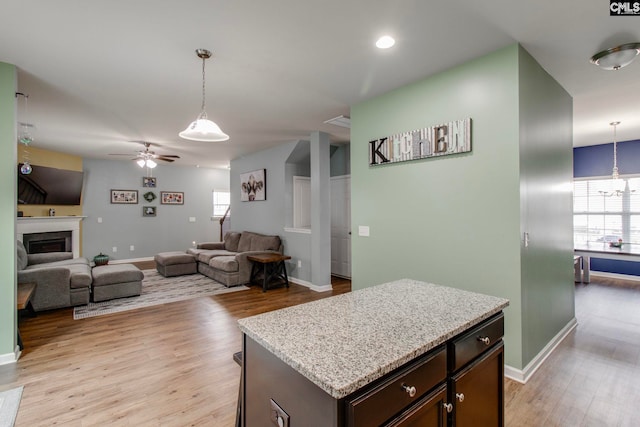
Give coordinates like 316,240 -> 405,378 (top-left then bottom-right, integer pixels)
179,49 -> 229,142
323,115 -> 351,128
376,35 -> 395,49
590,43 -> 640,70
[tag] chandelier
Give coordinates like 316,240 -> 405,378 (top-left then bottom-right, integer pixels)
599,121 -> 627,197
179,49 -> 229,142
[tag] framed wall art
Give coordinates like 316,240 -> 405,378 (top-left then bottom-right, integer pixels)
240,169 -> 266,202
142,177 -> 157,188
160,191 -> 184,205
111,189 -> 138,204
143,206 -> 157,217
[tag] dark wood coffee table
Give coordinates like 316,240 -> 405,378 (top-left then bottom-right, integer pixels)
247,254 -> 292,292
17,282 -> 37,350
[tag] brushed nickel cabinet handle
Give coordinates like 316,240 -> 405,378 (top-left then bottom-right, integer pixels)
478,336 -> 491,346
401,383 -> 417,397
443,402 -> 453,413
456,392 -> 465,402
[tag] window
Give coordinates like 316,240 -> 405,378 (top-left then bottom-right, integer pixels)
213,190 -> 230,217
573,177 -> 640,245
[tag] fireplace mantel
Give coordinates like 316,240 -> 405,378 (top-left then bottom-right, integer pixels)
17,216 -> 86,258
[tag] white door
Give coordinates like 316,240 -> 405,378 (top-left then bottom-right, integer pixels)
331,176 -> 351,278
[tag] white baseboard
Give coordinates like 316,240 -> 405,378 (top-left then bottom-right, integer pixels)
289,277 -> 333,292
504,317 -> 577,384
589,271 -> 640,282
109,256 -> 154,264
0,346 -> 20,366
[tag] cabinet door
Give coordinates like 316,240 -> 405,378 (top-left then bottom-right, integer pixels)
386,384 -> 447,427
451,342 -> 504,427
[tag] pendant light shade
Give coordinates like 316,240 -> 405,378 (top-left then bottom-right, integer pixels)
179,114 -> 229,142
179,49 -> 229,142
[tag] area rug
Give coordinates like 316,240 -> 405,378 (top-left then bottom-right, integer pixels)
0,386 -> 23,427
73,270 -> 248,319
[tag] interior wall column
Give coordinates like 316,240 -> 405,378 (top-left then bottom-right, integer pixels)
310,131 -> 332,288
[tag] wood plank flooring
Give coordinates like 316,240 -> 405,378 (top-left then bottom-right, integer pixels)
3,267 -> 640,426
504,276 -> 640,426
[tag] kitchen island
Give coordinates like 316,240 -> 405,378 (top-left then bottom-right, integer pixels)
238,279 -> 509,426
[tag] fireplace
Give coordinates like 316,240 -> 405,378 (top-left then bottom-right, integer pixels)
23,231 -> 72,254
17,216 -> 85,258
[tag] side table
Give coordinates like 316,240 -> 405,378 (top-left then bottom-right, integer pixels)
247,254 -> 292,292
17,282 -> 37,350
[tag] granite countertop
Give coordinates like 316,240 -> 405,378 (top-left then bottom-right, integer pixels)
238,279 -> 509,399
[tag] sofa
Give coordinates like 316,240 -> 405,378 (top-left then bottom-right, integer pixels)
17,240 -> 92,311
187,231 -> 283,287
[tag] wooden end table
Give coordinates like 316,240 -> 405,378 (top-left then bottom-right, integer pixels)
247,254 -> 292,292
17,282 -> 37,350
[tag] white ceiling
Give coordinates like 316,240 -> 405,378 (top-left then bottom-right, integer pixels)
1,1 -> 639,169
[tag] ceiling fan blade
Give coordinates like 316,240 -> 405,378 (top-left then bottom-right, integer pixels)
158,154 -> 180,158
156,157 -> 176,162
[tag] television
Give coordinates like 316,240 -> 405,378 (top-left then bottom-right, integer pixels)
18,164 -> 84,205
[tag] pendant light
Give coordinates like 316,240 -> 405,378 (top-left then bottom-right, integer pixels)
179,49 -> 229,142
599,121 -> 626,197
16,92 -> 33,175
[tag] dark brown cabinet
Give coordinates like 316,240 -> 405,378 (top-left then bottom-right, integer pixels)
243,312 -> 505,427
450,343 -> 504,427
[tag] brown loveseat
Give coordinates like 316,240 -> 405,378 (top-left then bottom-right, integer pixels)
187,231 -> 283,287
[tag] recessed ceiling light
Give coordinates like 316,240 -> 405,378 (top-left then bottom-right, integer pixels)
376,35 -> 395,49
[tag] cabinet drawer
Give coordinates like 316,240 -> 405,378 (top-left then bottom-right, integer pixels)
449,313 -> 504,372
346,346 -> 446,427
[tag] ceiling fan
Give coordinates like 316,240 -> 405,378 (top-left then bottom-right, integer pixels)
109,141 -> 180,168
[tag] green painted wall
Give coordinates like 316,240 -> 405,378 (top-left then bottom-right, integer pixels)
351,44 -> 574,370
517,47 -> 574,365
0,62 -> 17,361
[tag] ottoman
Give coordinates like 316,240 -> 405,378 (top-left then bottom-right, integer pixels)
154,251 -> 197,277
91,264 -> 144,302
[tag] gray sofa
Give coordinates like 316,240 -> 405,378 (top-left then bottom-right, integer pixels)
17,240 -> 92,311
188,231 -> 283,287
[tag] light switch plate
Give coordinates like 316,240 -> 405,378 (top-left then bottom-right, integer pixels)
358,225 -> 370,237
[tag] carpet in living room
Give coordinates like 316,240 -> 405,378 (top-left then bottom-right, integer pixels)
73,269 -> 248,319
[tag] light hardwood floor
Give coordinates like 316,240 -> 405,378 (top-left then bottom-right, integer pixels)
504,276 -> 640,426
3,268 -> 640,426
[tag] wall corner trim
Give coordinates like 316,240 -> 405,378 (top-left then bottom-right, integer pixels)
289,277 -> 332,293
0,346 -> 20,366
504,317 -> 577,384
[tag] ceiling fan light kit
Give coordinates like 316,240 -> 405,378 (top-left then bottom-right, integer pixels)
590,42 -> 640,70
110,142 -> 180,168
179,48 -> 229,142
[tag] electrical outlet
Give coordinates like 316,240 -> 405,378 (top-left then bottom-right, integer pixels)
130,245 -> 135,251
297,260 -> 302,268
112,246 -> 117,253
97,217 -> 103,223
270,399 -> 289,427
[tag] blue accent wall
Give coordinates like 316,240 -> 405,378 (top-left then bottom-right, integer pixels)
575,139 -> 640,177
574,139 -> 640,276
